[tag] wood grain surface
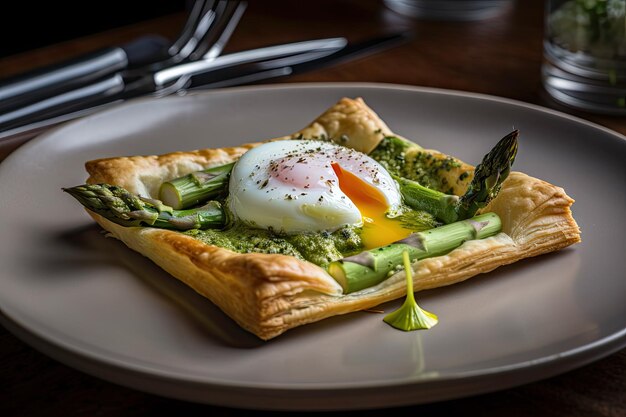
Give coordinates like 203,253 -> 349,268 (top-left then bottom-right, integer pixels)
1,1 -> 624,416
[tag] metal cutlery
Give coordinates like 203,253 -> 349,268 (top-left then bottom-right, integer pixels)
0,0 -> 245,114
0,37 -> 346,132
0,36 -> 168,114
0,32 -> 410,149
189,32 -> 410,90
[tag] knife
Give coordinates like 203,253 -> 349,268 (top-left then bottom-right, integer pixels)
0,33 -> 410,144
189,32 -> 411,90
0,37 -> 347,133
0,36 -> 169,114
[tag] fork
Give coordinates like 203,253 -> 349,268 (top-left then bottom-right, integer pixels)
143,0 -> 246,70
0,0 -> 247,131
0,0 -> 244,114
171,0 -> 247,63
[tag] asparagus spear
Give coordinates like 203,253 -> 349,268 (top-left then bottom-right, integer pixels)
63,184 -> 224,230
394,175 -> 460,224
327,212 -> 501,293
159,162 -> 235,210
395,130 -> 518,223
456,129 -> 519,219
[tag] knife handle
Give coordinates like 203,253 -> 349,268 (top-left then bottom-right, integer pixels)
0,75 -> 126,133
0,70 -> 160,133
0,36 -> 167,114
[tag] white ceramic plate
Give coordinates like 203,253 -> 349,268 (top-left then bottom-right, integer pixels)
1,83 -> 625,410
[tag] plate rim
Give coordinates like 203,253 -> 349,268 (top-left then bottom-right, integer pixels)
2,309 -> 625,409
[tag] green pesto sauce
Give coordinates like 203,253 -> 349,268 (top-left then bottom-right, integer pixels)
369,135 -> 412,176
181,136 -> 455,268
185,224 -> 362,267
370,136 -> 467,194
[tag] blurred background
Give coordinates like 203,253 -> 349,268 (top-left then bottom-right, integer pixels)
0,1 -> 546,108
0,1 -> 187,57
1,0 -> 623,133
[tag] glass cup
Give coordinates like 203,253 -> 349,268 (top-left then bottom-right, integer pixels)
542,0 -> 626,114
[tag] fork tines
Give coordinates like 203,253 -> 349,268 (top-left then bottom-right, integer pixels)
168,0 -> 246,64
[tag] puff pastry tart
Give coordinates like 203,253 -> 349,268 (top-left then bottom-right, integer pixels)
75,98 -> 580,340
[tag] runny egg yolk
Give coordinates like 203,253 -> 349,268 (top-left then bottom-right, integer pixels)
331,163 -> 412,249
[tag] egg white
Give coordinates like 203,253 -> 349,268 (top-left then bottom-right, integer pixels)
227,140 -> 401,233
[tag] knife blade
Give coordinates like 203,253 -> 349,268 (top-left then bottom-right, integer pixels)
189,32 -> 411,90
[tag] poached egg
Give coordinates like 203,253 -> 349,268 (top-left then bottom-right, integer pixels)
228,140 -> 411,249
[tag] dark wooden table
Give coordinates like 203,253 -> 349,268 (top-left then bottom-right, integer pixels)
1,1 -> 624,416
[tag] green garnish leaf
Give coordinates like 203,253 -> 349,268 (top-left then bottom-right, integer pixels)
383,251 -> 438,331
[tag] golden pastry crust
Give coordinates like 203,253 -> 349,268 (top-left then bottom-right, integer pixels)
84,97 -> 581,340
281,97 -> 395,154
86,144 -> 257,197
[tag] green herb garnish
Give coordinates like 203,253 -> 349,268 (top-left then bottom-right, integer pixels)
383,251 -> 438,331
